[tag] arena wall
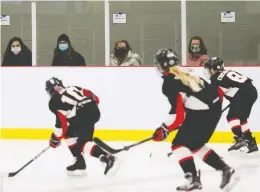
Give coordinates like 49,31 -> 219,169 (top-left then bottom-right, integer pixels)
1,67 -> 259,143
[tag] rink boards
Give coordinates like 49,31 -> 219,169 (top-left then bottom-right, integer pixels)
1,67 -> 260,143
1,128 -> 260,143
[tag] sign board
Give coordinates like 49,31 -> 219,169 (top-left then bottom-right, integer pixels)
113,13 -> 126,24
0,15 -> 10,25
221,11 -> 235,23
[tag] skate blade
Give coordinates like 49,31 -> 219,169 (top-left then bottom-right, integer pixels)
228,149 -> 242,154
232,149 -> 260,159
222,174 -> 240,192
67,170 -> 87,177
229,150 -> 248,158
106,158 -> 120,178
247,149 -> 259,157
238,146 -> 248,153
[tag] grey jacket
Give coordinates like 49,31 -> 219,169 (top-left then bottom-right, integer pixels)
110,50 -> 143,66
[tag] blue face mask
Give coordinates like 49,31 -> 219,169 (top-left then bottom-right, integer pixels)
59,43 -> 68,51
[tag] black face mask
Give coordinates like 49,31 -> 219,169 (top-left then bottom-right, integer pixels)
115,47 -> 128,58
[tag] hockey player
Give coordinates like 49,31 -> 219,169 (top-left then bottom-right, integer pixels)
152,49 -> 239,191
204,57 -> 258,153
45,77 -> 119,176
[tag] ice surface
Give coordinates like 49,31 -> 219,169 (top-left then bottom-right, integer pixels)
0,140 -> 259,192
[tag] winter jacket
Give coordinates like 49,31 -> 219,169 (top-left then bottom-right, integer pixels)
110,50 -> 142,66
52,51 -> 86,66
2,50 -> 32,66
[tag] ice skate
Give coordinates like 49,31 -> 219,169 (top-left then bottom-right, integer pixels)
228,136 -> 247,152
176,170 -> 202,191
245,137 -> 258,154
66,154 -> 87,176
220,166 -> 240,192
100,154 -> 120,177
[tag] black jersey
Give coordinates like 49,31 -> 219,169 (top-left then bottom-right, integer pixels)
211,70 -> 252,100
49,86 -> 97,129
161,73 -> 221,131
162,74 -> 220,115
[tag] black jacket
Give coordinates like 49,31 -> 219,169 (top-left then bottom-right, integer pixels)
52,51 -> 86,66
2,50 -> 32,66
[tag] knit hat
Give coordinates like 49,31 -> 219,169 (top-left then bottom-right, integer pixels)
57,33 -> 70,44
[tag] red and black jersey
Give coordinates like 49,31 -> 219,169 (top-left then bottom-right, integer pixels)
49,86 -> 99,139
162,73 -> 221,131
211,70 -> 253,101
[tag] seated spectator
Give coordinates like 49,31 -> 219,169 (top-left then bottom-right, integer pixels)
187,36 -> 209,66
110,40 -> 142,66
2,37 -> 32,66
52,33 -> 86,66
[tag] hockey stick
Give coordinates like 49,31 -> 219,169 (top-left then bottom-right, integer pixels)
2,146 -> 51,177
94,136 -> 155,154
94,126 -> 181,154
167,104 -> 230,157
95,104 -> 230,155
220,104 -> 230,114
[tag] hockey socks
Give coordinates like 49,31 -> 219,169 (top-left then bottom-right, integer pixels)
82,141 -> 107,158
228,118 -> 243,137
228,118 -> 254,140
65,137 -> 107,158
172,145 -> 197,175
193,145 -> 226,171
65,137 -> 81,157
241,121 -> 254,141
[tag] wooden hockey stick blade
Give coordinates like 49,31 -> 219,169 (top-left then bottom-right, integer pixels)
94,136 -> 155,154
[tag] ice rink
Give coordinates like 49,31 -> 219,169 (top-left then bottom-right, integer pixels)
0,140 -> 259,192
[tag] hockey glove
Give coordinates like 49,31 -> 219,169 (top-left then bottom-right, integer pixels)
50,133 -> 61,148
153,123 -> 169,141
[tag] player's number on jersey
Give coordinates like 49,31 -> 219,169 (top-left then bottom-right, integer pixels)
227,71 -> 248,83
61,87 -> 85,106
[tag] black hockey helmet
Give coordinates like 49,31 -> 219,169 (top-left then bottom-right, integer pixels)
204,57 -> 224,71
45,77 -> 63,96
204,57 -> 224,79
154,48 -> 179,73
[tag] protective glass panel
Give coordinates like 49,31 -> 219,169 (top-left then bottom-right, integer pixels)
1,1 -> 32,66
187,1 -> 260,66
110,1 -> 181,66
36,1 -> 105,66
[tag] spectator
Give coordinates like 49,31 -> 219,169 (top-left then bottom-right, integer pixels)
187,36 -> 209,66
110,40 -> 142,66
2,37 -> 32,66
52,33 -> 86,66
